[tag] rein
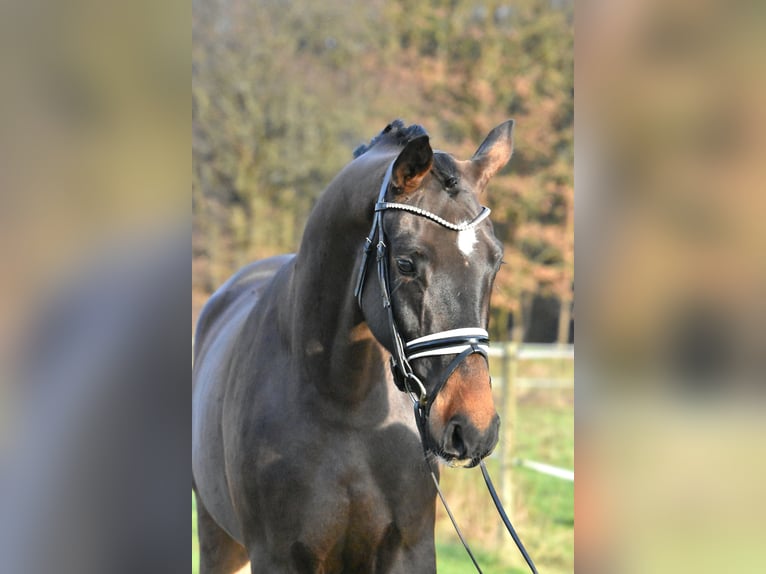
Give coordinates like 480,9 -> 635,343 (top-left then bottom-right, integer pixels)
354,160 -> 538,574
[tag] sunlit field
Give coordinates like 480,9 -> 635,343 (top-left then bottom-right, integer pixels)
192,354 -> 573,573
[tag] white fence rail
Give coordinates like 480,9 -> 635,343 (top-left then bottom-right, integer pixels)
514,458 -> 574,482
487,343 -> 574,361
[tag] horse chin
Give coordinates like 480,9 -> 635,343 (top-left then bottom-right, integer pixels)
434,454 -> 478,469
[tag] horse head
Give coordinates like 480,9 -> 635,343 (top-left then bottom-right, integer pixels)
357,120 -> 514,468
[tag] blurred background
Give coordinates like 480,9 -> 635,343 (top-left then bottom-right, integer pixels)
0,1 -> 189,573
577,0 -> 766,572
192,0 -> 573,572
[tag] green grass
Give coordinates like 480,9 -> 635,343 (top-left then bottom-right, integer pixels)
192,365 -> 573,573
435,541 -> 527,574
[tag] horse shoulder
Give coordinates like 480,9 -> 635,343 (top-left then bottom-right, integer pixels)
193,254 -> 295,544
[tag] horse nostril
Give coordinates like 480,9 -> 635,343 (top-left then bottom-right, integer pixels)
451,424 -> 465,456
444,420 -> 467,459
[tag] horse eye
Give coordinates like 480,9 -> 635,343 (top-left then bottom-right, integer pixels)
395,258 -> 416,275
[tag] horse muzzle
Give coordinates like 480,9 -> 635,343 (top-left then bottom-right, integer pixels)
417,349 -> 501,468
439,411 -> 501,468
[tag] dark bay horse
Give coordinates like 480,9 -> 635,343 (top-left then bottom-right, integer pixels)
193,120 -> 514,573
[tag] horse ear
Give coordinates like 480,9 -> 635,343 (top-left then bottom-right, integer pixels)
392,135 -> 433,195
471,120 -> 514,192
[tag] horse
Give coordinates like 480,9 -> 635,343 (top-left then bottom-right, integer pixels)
193,119 -> 514,573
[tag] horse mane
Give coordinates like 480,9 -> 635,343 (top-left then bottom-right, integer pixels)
353,120 -> 428,158
353,120 -> 464,194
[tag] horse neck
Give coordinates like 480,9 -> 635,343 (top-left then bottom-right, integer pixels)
283,153 -> 392,402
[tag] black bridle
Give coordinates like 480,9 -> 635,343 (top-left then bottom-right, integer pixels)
354,160 -> 538,574
353,161 -> 491,430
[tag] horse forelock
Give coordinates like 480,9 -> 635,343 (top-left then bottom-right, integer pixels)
431,152 -> 462,192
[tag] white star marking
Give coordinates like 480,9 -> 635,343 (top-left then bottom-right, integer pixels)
457,227 -> 477,256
